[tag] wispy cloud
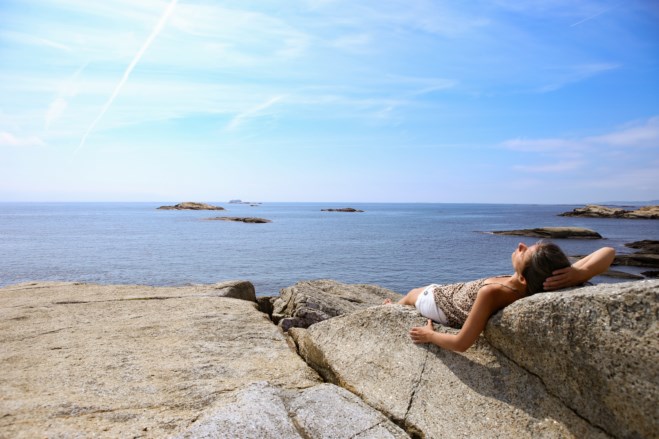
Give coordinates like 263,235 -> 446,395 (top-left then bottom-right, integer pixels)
512,160 -> 584,173
226,96 -> 285,131
503,116 -> 659,176
73,0 -> 178,155
535,63 -> 620,93
169,4 -> 310,64
586,116 -> 659,147
0,30 -> 73,52
501,138 -> 581,152
503,116 -> 659,152
45,62 -> 88,130
582,165 -> 659,190
328,33 -> 372,52
0,132 -> 45,147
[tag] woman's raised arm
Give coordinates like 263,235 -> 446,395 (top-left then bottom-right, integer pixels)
409,285 -> 511,352
543,247 -> 616,291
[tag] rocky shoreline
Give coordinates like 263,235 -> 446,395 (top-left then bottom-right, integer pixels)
559,204 -> 659,219
1,278 -> 656,438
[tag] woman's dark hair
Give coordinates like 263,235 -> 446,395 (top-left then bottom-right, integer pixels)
523,240 -> 570,295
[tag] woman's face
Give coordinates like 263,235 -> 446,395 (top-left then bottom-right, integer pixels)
512,242 -> 537,273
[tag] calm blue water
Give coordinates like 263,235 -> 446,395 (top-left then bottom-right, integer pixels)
1,202 -> 657,295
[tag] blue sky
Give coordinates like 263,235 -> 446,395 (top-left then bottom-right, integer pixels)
1,0 -> 658,203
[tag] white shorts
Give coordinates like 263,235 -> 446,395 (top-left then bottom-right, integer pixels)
415,285 -> 448,325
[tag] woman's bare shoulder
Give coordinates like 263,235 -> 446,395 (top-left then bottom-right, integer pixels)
478,281 -> 521,307
484,275 -> 512,283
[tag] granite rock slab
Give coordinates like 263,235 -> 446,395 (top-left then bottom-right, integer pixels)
485,280 -> 659,439
290,305 -> 610,438
0,281 -> 320,438
175,381 -> 409,439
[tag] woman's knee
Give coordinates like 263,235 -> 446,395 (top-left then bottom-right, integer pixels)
401,287 -> 425,305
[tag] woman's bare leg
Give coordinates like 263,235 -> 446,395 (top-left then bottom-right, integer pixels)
384,287 -> 425,306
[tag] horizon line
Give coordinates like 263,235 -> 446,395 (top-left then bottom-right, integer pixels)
1,200 -> 657,206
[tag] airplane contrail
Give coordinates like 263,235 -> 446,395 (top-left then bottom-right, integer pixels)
570,3 -> 620,27
73,0 -> 178,156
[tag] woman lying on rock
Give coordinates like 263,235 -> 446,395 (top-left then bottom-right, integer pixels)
385,241 -> 615,352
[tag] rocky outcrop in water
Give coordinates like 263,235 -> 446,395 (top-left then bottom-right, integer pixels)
626,240 -> 659,253
157,202 -> 225,210
207,216 -> 272,223
271,279 -> 402,331
229,200 -> 262,205
321,208 -> 364,212
559,204 -> 659,219
613,240 -> 659,269
491,227 -> 602,239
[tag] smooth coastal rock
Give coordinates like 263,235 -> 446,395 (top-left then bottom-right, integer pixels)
290,305 -> 610,438
3,278 -> 656,438
175,382 -> 408,439
559,204 -> 659,219
157,202 -> 225,210
207,216 -> 272,223
271,280 -> 402,331
0,281 -> 320,438
491,227 -> 602,239
321,208 -> 365,212
485,280 -> 659,439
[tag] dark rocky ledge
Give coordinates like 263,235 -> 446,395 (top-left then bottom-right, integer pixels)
157,202 -> 225,211
573,240 -> 659,274
559,204 -> 659,219
614,240 -> 659,269
626,240 -> 659,253
491,227 -> 602,239
207,216 -> 272,223
321,208 -> 364,213
614,253 -> 659,268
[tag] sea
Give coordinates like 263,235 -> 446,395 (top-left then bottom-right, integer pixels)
1,202 -> 657,296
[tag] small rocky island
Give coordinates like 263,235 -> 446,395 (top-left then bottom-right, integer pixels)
491,227 -> 602,239
157,202 -> 225,211
559,204 -> 659,219
321,208 -> 364,213
207,216 -> 271,223
229,199 -> 262,205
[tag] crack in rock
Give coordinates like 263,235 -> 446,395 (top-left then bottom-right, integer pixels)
402,346 -> 429,436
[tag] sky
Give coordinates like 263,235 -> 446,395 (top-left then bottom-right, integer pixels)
1,0 -> 658,203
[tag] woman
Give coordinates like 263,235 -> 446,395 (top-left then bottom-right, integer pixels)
387,241 -> 615,352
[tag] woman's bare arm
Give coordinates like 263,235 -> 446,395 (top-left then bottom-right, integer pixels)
543,247 -> 616,291
409,286 -> 512,352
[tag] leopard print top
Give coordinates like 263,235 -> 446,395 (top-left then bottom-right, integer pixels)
431,278 -> 493,328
